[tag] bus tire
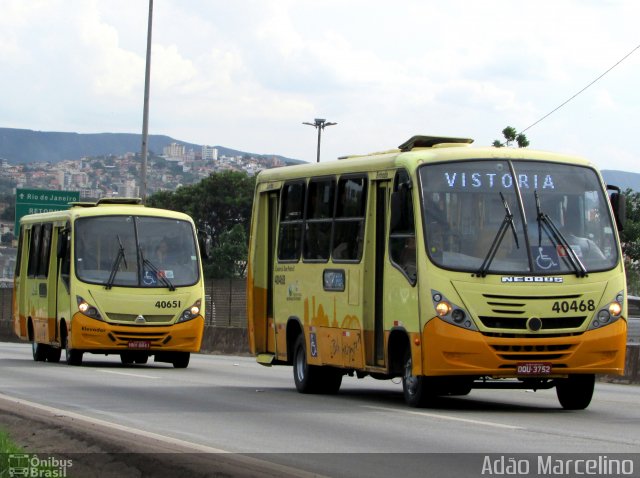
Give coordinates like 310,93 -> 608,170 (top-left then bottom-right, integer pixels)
32,341 -> 49,362
47,347 -> 62,363
556,374 -> 595,410
120,352 -> 135,365
319,367 -> 343,394
402,349 -> 433,407
134,355 -> 149,365
66,349 -> 83,366
64,336 -> 83,366
172,352 -> 190,368
293,334 -> 322,394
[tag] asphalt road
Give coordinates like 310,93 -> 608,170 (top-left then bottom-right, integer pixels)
1,342 -> 639,477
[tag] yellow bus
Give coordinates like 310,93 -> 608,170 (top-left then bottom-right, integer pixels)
247,135 -> 628,409
13,198 -> 205,368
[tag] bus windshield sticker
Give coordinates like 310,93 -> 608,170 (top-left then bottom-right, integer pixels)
532,245 -> 561,271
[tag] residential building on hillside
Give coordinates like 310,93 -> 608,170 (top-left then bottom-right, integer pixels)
163,142 -> 186,161
202,145 -> 218,161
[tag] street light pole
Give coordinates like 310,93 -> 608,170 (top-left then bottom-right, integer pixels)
303,118 -> 337,163
140,0 -> 153,203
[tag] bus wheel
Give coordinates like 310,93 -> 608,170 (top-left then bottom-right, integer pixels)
402,350 -> 432,407
135,355 -> 149,365
172,352 -> 190,369
32,341 -> 49,362
556,374 -> 595,410
293,335 -> 321,393
46,347 -> 62,363
319,368 -> 343,394
65,339 -> 83,366
120,352 -> 135,365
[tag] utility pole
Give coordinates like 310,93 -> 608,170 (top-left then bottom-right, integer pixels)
140,0 -> 153,202
303,118 -> 336,163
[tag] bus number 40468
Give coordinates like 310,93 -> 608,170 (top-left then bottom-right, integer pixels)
156,300 -> 181,308
551,300 -> 595,313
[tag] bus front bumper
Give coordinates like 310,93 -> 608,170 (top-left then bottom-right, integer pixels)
422,317 -> 627,377
69,313 -> 204,353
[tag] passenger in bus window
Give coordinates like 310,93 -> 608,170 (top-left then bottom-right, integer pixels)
155,239 -> 171,263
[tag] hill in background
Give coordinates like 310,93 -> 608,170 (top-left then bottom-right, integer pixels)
1,127 -> 637,191
601,170 -> 640,193
0,127 -> 303,165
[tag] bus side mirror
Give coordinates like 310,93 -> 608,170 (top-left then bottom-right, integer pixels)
607,185 -> 626,232
57,234 -> 68,259
198,231 -> 212,259
390,192 -> 402,232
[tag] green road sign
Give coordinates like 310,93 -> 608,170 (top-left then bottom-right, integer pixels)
14,188 -> 80,234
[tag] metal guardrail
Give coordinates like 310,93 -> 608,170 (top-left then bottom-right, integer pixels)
0,279 -> 248,329
1,287 -> 640,381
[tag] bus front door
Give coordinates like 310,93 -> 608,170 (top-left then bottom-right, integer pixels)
248,190 -> 280,360
364,180 -> 390,367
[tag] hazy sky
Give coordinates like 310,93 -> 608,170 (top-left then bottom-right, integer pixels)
1,0 -> 639,170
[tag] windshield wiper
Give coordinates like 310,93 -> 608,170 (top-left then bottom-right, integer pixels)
475,192 -> 520,277
106,235 -> 127,290
141,250 -> 176,291
534,190 -> 587,277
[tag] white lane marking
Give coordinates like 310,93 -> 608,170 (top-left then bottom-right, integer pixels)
0,393 -> 325,478
97,369 -> 160,379
364,405 -> 524,430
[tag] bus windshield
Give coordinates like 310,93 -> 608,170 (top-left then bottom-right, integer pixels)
74,215 -> 200,288
419,160 -> 618,275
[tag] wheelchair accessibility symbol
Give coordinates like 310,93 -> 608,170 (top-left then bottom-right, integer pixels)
533,245 -> 560,271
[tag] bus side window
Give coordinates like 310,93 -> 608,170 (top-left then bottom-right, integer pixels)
14,226 -> 24,278
389,170 -> 416,284
59,226 -> 71,290
278,181 -> 305,262
27,224 -> 41,278
303,178 -> 335,261
332,176 -> 367,261
38,223 -> 53,279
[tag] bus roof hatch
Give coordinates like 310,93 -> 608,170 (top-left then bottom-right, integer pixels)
398,135 -> 473,151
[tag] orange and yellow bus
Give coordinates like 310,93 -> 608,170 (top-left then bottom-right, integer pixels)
247,135 -> 627,409
14,198 -> 205,368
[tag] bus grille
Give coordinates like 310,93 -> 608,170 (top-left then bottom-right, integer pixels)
476,292 -> 589,335
105,313 -> 175,324
478,316 -> 587,330
110,330 -> 167,345
490,343 -> 575,361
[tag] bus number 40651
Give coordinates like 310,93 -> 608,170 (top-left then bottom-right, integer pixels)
156,300 -> 181,308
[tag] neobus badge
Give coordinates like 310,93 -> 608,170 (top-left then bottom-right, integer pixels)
501,276 -> 564,283
135,315 -> 146,324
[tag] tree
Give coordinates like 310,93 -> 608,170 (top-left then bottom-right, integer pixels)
493,126 -> 530,148
621,189 -> 640,294
203,224 -> 248,278
147,170 -> 256,278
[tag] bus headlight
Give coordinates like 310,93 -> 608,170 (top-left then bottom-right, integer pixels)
177,299 -> 202,323
76,296 -> 104,321
589,291 -> 623,330
451,309 -> 466,324
609,302 -> 622,317
435,301 -> 451,316
431,290 -> 476,331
